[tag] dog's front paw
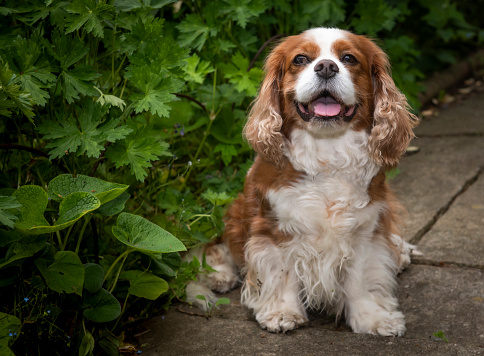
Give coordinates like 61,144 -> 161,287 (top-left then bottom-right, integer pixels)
349,307 -> 406,337
374,311 -> 406,337
257,311 -> 308,333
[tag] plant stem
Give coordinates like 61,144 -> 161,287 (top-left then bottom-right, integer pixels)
74,216 -> 91,255
56,231 -> 64,251
62,224 -> 75,251
103,249 -> 133,283
109,253 -> 128,293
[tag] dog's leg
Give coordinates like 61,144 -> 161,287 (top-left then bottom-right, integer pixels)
185,243 -> 239,311
241,237 -> 308,333
343,238 -> 406,336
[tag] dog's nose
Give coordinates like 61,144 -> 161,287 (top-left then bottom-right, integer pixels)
314,60 -> 339,79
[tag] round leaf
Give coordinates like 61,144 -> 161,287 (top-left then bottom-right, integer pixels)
83,263 -> 104,293
97,192 -> 130,216
48,174 -> 128,205
35,251 -> 85,296
83,288 -> 121,323
112,213 -> 186,253
11,185 -> 50,234
79,331 -> 95,356
120,270 -> 168,300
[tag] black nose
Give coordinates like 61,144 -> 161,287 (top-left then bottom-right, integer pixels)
314,59 -> 339,79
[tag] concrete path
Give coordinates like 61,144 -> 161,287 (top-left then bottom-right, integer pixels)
139,88 -> 484,356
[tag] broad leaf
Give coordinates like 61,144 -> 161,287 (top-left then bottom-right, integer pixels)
83,263 -> 104,293
0,312 -> 21,356
120,270 -> 168,300
97,192 -> 130,216
0,235 -> 46,269
48,174 -> 129,205
12,185 -> 100,234
35,251 -> 85,296
83,288 -> 121,323
112,212 -> 186,253
0,196 -> 21,228
79,331 -> 95,356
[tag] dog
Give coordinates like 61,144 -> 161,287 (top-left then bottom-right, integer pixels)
186,27 -> 419,336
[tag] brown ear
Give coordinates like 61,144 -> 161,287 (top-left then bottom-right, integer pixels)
368,44 -> 419,167
243,41 -> 286,166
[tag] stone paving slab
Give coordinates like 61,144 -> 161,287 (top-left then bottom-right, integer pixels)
415,90 -> 484,137
399,265 -> 484,347
140,311 -> 483,356
391,136 -> 484,242
414,175 -> 484,266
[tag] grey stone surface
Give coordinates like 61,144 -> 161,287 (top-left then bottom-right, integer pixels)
391,136 -> 484,242
415,175 -> 484,266
399,265 -> 484,347
415,90 -> 484,137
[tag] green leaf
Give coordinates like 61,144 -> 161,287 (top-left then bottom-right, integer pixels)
95,88 -> 126,110
51,30 -> 89,69
184,55 -> 214,84
0,312 -> 21,356
59,65 -> 101,104
0,57 -> 34,120
351,0 -> 401,36
114,0 -> 176,11
83,288 -> 121,323
65,0 -> 115,38
0,235 -> 46,269
35,251 -> 85,296
48,174 -> 129,205
214,144 -> 238,166
105,128 -> 171,182
83,263 -> 104,293
5,36 -> 57,106
12,185 -> 100,234
215,297 -> 230,307
112,212 -> 186,253
38,101 -> 132,159
219,0 -> 267,29
79,331 -> 95,356
0,196 -> 21,228
120,270 -> 168,300
177,14 -> 219,51
119,17 -> 165,55
129,66 -> 184,117
97,192 -> 130,216
201,190 -> 234,206
222,52 -> 263,96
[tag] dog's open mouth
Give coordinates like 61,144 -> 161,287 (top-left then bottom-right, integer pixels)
295,92 -> 358,122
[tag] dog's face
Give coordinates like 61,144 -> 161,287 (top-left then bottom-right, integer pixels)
244,28 -> 418,167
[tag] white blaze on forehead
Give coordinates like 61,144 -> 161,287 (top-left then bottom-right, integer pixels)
295,27 -> 356,105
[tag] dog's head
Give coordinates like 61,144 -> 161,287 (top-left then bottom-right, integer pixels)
244,28 -> 418,167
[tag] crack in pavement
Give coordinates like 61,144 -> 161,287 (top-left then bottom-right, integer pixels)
409,167 -> 482,247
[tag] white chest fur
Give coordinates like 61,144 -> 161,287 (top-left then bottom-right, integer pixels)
266,129 -> 383,309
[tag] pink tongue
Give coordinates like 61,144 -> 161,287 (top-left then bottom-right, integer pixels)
311,96 -> 341,116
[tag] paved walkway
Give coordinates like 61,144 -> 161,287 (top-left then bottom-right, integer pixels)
139,88 -> 484,355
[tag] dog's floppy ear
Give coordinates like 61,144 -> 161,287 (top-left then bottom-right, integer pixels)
243,41 -> 286,166
368,42 -> 418,167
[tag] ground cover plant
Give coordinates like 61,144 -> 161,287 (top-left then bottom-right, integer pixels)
0,0 -> 482,354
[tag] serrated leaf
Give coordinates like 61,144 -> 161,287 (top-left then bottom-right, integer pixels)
65,0 -> 115,38
114,0 -> 176,11
112,212 -> 186,253
119,17 -> 164,55
214,144 -> 238,166
48,174 -> 129,205
201,190 -> 234,206
184,55 -> 214,84
0,196 -> 21,228
38,101 -> 132,159
222,52 -> 263,96
83,263 -> 104,293
0,57 -> 34,120
351,0 -> 401,35
35,251 -> 85,295
177,14 -> 219,51
51,30 -> 89,69
219,0 -> 267,29
128,66 -> 184,117
82,288 -> 121,323
5,36 -> 57,106
120,270 -> 168,300
60,65 -> 100,103
105,128 -> 170,182
12,185 -> 100,234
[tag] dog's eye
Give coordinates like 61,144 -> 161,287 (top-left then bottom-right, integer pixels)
293,55 -> 310,65
341,54 -> 357,64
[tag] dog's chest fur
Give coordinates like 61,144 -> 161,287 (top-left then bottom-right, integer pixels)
266,129 -> 383,309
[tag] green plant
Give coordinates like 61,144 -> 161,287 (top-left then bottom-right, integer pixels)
0,0 -> 481,354
433,330 -> 449,342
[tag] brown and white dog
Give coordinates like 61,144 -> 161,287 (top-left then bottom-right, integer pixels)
187,27 -> 419,336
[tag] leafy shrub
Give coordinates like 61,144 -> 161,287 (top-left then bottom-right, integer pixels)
0,0 -> 481,354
